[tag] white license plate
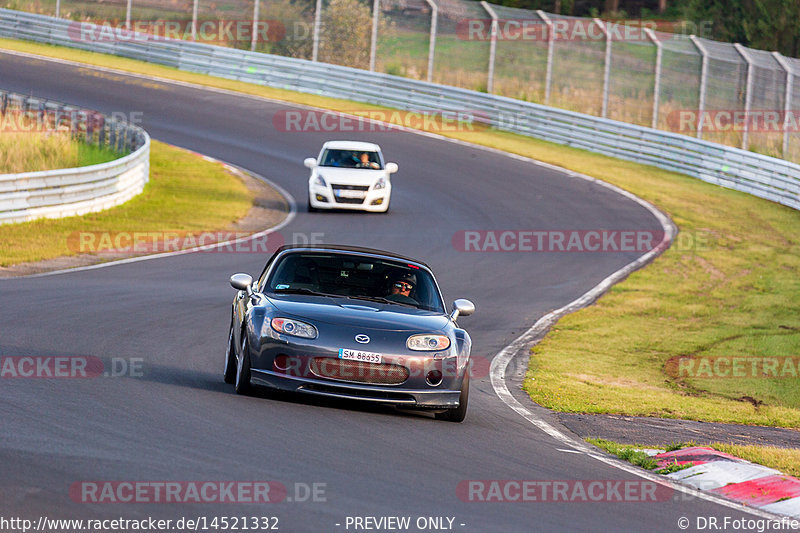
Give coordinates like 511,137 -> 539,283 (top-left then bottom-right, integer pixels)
339,348 -> 382,364
335,189 -> 365,199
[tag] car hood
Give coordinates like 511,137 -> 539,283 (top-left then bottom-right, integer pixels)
315,167 -> 385,185
268,296 -> 449,332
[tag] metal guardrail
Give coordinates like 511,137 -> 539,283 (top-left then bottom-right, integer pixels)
0,8 -> 797,212
0,88 -> 150,224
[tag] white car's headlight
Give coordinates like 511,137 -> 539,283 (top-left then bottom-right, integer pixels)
407,334 -> 450,351
373,177 -> 386,190
313,174 -> 327,187
269,318 -> 318,339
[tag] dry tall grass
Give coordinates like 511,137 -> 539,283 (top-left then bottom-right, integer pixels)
0,131 -> 81,174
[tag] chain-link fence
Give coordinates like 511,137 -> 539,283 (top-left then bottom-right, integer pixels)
5,0 -> 800,163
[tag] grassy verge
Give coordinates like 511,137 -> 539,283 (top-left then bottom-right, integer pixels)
0,140 -> 252,265
588,439 -> 800,478
1,38 -> 798,427
0,131 -> 118,173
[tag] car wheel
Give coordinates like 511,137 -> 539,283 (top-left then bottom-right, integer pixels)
235,332 -> 253,395
223,323 -> 237,385
436,373 -> 469,422
308,194 -> 318,213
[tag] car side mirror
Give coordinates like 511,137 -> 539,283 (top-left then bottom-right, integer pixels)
450,299 -> 475,320
230,273 -> 254,296
385,162 -> 399,174
304,157 -> 317,169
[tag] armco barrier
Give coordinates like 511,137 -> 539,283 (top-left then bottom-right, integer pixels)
0,9 -> 797,211
0,89 -> 149,224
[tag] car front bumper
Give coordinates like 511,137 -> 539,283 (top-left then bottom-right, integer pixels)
309,185 -> 390,212
250,368 -> 461,408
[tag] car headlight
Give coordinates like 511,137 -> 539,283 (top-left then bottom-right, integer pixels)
313,174 -> 327,187
373,177 -> 386,190
269,318 -> 318,339
407,334 -> 450,351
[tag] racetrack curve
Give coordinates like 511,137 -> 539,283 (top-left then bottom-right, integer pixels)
0,51 -> 759,531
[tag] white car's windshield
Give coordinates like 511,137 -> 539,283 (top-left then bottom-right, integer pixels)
319,149 -> 382,169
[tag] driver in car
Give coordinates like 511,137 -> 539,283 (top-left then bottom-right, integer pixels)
356,152 -> 380,169
386,273 -> 417,304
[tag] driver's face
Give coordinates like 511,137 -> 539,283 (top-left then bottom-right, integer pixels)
391,281 -> 413,295
360,153 -> 370,163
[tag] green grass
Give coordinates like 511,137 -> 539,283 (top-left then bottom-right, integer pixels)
586,438 -> 659,470
0,140 -> 252,265
588,438 -> 800,478
1,37 -> 798,428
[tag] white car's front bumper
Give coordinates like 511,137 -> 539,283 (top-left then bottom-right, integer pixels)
309,183 -> 391,212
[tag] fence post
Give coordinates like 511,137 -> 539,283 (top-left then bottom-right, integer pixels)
594,17 -> 611,118
424,0 -> 438,83
126,0 -> 132,29
690,35 -> 708,139
369,0 -> 379,72
55,0 -> 60,18
537,10 -> 554,105
733,43 -> 753,151
312,0 -> 322,62
644,28 -> 662,130
772,51 -> 794,159
250,0 -> 260,51
191,0 -> 198,41
481,1 -> 498,94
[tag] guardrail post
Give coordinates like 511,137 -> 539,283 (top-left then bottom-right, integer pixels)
312,0 -> 322,62
250,0 -> 260,51
424,0 -> 438,83
537,10 -> 554,105
369,0 -> 379,72
690,35 -> 708,139
734,43 -> 753,151
191,0 -> 199,41
481,1 -> 498,94
772,51 -> 794,159
644,28 -> 662,130
594,17 -> 611,118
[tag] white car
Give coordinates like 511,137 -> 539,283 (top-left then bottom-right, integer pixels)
305,141 -> 398,213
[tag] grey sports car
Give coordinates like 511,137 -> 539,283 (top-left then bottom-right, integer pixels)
224,245 -> 475,422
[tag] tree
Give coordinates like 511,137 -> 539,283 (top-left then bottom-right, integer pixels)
318,0 -> 374,68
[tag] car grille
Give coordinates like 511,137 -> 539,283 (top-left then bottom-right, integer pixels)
309,357 -> 409,385
331,184 -> 368,204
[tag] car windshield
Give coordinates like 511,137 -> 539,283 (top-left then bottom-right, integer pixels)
319,149 -> 382,169
265,252 -> 444,313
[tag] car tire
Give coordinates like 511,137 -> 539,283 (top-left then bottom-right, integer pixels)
436,372 -> 469,422
223,322 -> 237,385
235,332 -> 253,395
308,194 -> 318,213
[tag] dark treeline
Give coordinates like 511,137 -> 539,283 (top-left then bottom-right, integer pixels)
491,0 -> 800,57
